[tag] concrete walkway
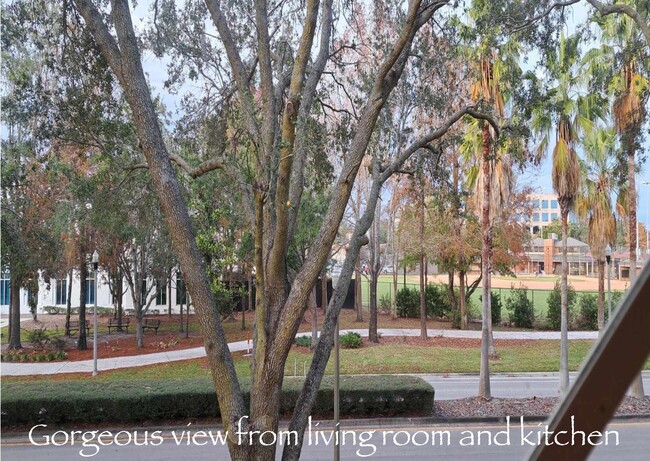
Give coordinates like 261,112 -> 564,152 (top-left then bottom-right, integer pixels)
0,328 -> 598,376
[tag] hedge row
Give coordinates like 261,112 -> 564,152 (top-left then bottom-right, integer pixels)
1,375 -> 433,427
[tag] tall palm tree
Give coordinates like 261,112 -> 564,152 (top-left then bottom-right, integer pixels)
531,33 -> 606,395
576,128 -> 617,334
592,6 -> 649,399
463,45 -> 517,400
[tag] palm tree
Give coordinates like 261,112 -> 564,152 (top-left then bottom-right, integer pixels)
531,33 -> 606,395
463,46 -> 517,399
591,6 -> 649,399
576,128 -> 617,334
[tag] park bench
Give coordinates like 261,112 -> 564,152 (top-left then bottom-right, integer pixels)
107,317 -> 131,334
66,320 -> 90,336
142,318 -> 161,334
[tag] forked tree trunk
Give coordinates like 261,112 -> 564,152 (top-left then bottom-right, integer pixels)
597,259 -> 605,333
559,208 -> 570,394
479,124 -> 491,400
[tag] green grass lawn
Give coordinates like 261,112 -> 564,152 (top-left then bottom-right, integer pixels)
5,340 -> 649,384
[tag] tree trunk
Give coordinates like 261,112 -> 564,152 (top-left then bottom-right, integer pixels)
310,286 -> 318,349
559,208 -> 570,394
65,268 -> 73,336
355,255 -> 363,322
627,148 -> 645,398
460,270 -> 467,330
8,274 -> 22,350
479,124 -> 491,400
135,306 -> 144,349
168,275 -> 172,318
369,274 -> 378,343
487,271 -> 497,359
391,214 -> 398,319
419,191 -> 427,340
597,259 -> 605,333
369,205 -> 380,343
78,255 -> 87,351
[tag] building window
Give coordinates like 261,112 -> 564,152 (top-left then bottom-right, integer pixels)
551,200 -> 558,209
176,272 -> 187,305
1,271 -> 9,306
533,213 -> 540,222
86,276 -> 95,305
551,213 -> 558,221
55,279 -> 67,305
542,213 -> 549,222
533,200 -> 540,208
156,280 -> 167,305
541,200 -> 549,209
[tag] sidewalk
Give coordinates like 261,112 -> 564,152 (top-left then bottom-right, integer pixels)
0,328 -> 598,376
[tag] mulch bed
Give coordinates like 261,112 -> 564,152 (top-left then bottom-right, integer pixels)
433,396 -> 650,418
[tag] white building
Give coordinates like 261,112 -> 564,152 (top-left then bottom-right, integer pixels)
0,269 -> 187,316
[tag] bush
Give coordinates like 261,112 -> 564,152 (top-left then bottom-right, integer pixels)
505,286 -> 535,328
396,287 -> 420,318
0,375 -> 434,427
378,292 -> 392,314
577,293 -> 598,330
478,291 -> 502,325
43,306 -> 59,315
294,335 -> 312,347
546,281 -> 577,330
425,285 -> 451,318
28,327 -> 50,350
340,332 -> 362,349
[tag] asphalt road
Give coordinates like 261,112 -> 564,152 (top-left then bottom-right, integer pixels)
2,420 -> 648,460
418,371 -> 650,400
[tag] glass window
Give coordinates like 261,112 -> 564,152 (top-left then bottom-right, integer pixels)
551,200 -> 558,209
156,280 -> 167,305
533,213 -> 540,222
541,200 -> 549,209
533,200 -> 540,208
176,272 -> 187,305
1,271 -> 10,306
86,276 -> 95,305
542,213 -> 549,222
56,279 -> 67,305
551,213 -> 558,221
141,280 -> 147,303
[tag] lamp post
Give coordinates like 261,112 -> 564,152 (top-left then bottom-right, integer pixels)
92,250 -> 99,377
605,245 -> 612,324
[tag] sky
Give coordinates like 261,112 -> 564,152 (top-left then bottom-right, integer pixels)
130,1 -> 650,229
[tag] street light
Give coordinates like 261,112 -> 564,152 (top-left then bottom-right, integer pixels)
92,250 -> 99,377
605,245 -> 612,324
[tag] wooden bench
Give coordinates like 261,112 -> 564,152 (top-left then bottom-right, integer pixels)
108,317 -> 130,334
142,318 -> 161,334
66,320 -> 90,336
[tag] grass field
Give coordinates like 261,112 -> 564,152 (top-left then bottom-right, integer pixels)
5,340 -> 649,384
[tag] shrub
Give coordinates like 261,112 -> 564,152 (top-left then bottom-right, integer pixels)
577,293 -> 598,330
49,337 -> 66,351
478,291 -> 502,325
43,306 -> 59,315
505,286 -> 535,328
0,375 -> 434,427
340,332 -> 362,349
294,335 -> 312,347
425,285 -> 451,318
28,327 -> 50,350
396,287 -> 420,318
378,293 -> 392,314
546,281 -> 577,330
